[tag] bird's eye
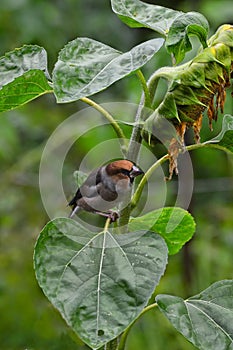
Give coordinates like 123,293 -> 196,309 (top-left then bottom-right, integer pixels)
121,168 -> 130,177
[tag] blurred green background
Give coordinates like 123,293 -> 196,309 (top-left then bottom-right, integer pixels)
0,0 -> 232,349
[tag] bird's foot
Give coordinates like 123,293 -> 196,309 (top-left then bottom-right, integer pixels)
94,210 -> 119,223
108,211 -> 119,223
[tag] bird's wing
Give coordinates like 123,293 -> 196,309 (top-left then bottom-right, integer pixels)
68,188 -> 82,206
68,167 -> 101,207
97,183 -> 118,201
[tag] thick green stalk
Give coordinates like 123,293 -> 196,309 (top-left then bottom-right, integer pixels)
118,71 -> 148,228
126,68 -> 153,162
119,69 -> 164,227
118,94 -> 145,228
126,94 -> 144,161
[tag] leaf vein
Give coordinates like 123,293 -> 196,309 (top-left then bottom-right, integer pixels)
186,301 -> 233,342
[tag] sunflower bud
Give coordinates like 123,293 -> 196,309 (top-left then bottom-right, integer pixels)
142,24 -> 233,178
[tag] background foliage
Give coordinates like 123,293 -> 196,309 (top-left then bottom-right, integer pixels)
0,0 -> 232,349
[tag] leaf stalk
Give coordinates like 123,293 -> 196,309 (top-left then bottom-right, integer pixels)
117,303 -> 158,350
81,97 -> 128,155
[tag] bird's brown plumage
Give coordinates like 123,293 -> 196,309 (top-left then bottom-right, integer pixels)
68,159 -> 143,221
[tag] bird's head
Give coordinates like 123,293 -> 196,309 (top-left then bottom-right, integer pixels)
105,160 -> 144,185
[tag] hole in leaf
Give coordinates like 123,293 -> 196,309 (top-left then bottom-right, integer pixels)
98,329 -> 104,336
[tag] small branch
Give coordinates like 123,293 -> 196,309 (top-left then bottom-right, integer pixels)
117,303 -> 158,350
80,97 -> 128,155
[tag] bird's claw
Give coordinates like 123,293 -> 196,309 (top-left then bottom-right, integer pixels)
108,211 -> 119,223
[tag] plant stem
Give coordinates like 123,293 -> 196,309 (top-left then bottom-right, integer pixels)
104,217 -> 111,232
130,141 -> 226,209
147,71 -> 161,108
131,154 -> 170,209
186,142 -> 230,153
118,94 -> 145,228
80,97 -> 128,155
117,303 -> 158,350
118,72 -> 148,228
119,68 -> 162,227
126,94 -> 145,162
136,69 -> 152,108
104,337 -> 119,350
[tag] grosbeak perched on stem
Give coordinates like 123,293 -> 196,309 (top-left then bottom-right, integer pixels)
68,160 -> 143,222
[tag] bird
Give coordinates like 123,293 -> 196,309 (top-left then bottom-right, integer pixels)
68,159 -> 144,222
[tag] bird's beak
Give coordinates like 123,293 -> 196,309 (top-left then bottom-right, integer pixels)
130,165 -> 144,178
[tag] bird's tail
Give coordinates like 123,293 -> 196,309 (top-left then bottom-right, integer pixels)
68,205 -> 80,218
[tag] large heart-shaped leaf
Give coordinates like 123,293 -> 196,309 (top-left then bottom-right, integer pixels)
111,0 -> 181,35
156,280 -> 233,350
205,114 -> 233,154
34,218 -> 168,349
52,37 -> 164,103
129,207 -> 196,255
